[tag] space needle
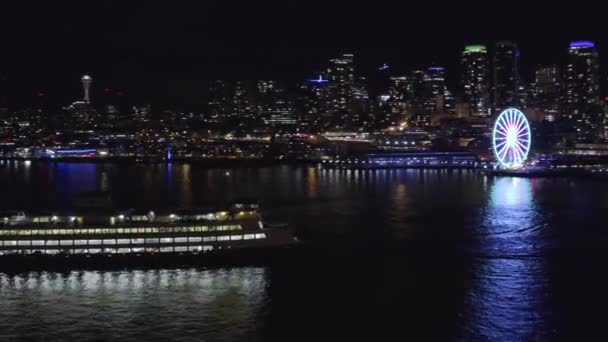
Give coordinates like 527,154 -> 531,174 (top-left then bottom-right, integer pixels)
81,74 -> 93,103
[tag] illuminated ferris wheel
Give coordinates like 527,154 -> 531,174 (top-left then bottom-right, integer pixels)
492,108 -> 531,169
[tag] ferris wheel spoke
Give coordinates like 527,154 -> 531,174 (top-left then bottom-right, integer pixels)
515,121 -> 528,136
494,140 -> 508,150
496,143 -> 509,160
513,144 -> 524,163
515,140 -> 530,154
497,143 -> 510,161
514,118 -> 526,134
496,121 -> 510,135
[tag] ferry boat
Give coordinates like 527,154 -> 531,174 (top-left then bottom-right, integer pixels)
0,202 -> 297,261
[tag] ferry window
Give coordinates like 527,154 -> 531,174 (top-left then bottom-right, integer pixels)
102,239 -> 115,245
45,249 -> 60,255
189,237 -> 202,242
203,237 -> 216,242
117,239 -> 130,244
201,226 -> 208,232
95,229 -> 103,234
89,239 -> 102,245
60,240 -> 73,246
217,236 -> 230,241
160,238 -> 173,243
160,247 -> 173,252
46,240 -> 58,246
137,228 -> 144,234
188,246 -> 202,252
145,238 -> 159,244
131,239 -> 144,244
244,234 -> 255,240
32,240 -> 45,246
75,240 -> 87,245
18,241 -> 30,246
174,237 -> 187,243
175,246 -> 187,252
255,233 -> 266,239
230,235 -> 243,241
144,228 -> 152,233
202,246 -> 213,252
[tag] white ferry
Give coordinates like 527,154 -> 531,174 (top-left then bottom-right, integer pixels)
0,202 -> 296,257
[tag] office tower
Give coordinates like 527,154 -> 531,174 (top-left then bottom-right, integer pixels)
423,66 -> 448,114
564,41 -> 601,141
535,65 -> 561,98
327,53 -> 355,127
351,77 -> 370,127
388,76 -> 409,115
232,81 -> 254,120
534,64 -> 561,120
406,70 -> 427,126
207,80 -> 231,122
565,41 -> 600,107
81,75 -> 93,103
257,80 -> 296,127
462,45 -> 490,117
493,41 -> 520,113
301,75 -> 331,128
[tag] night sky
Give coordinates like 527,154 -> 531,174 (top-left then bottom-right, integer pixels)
3,2 -> 607,108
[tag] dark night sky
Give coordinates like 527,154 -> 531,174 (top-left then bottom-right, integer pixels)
2,2 -> 607,109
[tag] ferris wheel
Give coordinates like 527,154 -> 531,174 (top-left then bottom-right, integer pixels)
492,108 -> 531,169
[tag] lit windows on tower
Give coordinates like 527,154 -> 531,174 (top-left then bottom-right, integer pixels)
462,45 -> 490,117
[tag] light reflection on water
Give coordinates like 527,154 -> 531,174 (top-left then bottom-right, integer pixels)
0,268 -> 268,341
464,177 -> 549,340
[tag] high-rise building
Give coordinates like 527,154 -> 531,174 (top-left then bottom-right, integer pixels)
388,76 -> 409,114
564,40 -> 601,141
565,41 -> 600,107
207,80 -> 231,122
423,66 -> 448,114
493,41 -> 520,113
327,53 -> 355,127
534,64 -> 561,119
462,45 -> 490,117
405,70 -> 427,126
300,75 -> 331,128
535,65 -> 561,98
81,75 -> 92,103
257,80 -> 296,127
232,81 -> 254,120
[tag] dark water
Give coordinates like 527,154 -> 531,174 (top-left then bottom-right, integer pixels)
1,161 -> 608,340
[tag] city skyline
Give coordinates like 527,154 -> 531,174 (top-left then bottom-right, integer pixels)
3,2 -> 608,107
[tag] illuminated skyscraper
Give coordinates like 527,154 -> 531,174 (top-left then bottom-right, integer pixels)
300,75 -> 331,128
564,41 -> 601,141
462,45 -> 490,117
423,66 -> 448,114
257,80 -> 296,127
327,53 -> 355,127
493,41 -> 520,114
232,81 -> 254,120
81,75 -> 92,103
535,65 -> 561,98
207,80 -> 231,122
